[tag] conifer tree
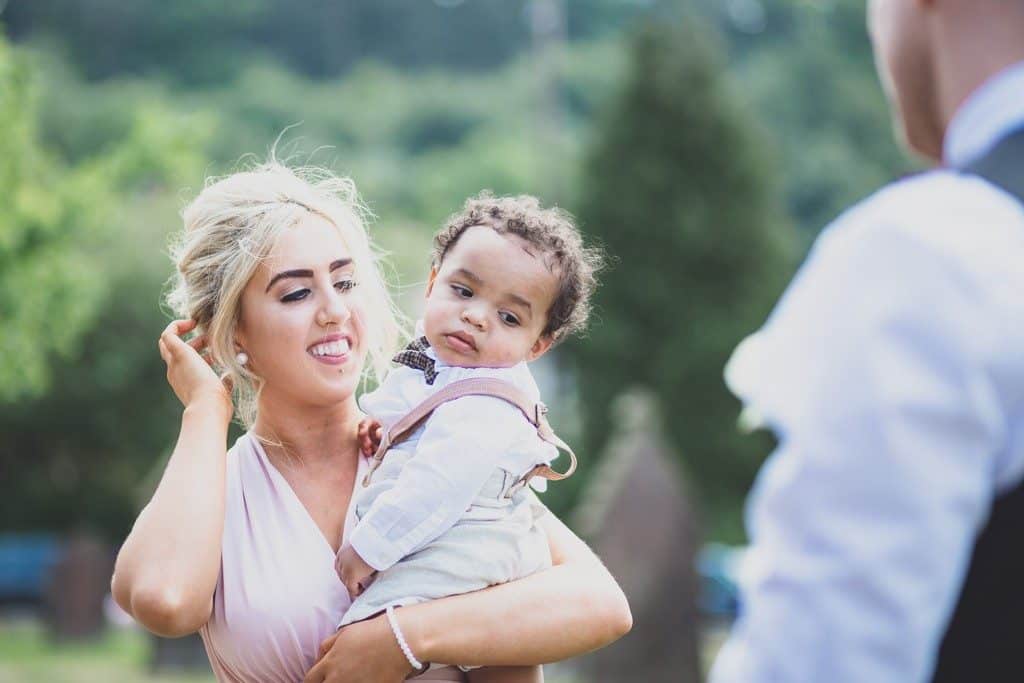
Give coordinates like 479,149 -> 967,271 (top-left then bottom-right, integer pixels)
570,20 -> 795,538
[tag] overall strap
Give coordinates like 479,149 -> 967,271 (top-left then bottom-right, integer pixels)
362,377 -> 577,492
960,127 -> 1024,204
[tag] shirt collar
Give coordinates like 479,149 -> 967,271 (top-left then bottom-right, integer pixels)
944,60 -> 1024,167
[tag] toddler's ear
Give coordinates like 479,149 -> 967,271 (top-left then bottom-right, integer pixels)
425,267 -> 439,297
527,334 -> 554,362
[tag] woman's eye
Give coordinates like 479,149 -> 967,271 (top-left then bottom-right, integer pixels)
281,289 -> 311,303
451,284 -> 472,298
335,279 -> 358,292
499,312 -> 520,327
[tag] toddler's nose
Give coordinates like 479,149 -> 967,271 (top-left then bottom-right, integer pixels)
461,307 -> 486,330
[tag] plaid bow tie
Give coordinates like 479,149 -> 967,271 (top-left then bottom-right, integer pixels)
392,336 -> 438,385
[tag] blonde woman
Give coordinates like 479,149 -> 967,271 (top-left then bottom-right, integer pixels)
111,161 -> 631,683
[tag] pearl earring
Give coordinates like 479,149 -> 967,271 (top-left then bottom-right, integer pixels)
236,352 -> 248,366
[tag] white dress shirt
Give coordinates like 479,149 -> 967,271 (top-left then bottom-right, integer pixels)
348,342 -> 556,572
710,62 -> 1024,682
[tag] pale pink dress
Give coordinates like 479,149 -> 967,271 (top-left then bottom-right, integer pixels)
199,432 -> 369,682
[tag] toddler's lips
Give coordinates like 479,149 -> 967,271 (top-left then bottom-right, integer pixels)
445,332 -> 476,354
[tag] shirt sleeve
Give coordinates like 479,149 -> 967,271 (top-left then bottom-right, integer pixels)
347,394 -> 533,571
710,217 -> 1008,682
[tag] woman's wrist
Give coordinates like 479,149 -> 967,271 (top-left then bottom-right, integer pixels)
392,602 -> 435,665
370,611 -> 418,677
386,607 -> 429,674
183,392 -> 233,426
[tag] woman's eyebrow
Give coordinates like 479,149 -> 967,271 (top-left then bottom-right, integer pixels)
266,258 -> 352,292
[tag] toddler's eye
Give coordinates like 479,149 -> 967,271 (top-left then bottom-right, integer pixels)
499,312 -> 520,327
335,279 -> 358,292
281,289 -> 311,303
451,284 -> 472,298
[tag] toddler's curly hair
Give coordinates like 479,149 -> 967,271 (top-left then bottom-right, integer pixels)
433,192 -> 604,344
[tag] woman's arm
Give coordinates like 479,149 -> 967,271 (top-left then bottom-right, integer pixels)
404,502 -> 633,664
306,500 -> 631,681
111,320 -> 232,637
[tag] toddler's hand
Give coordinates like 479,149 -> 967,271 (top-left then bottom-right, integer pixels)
357,418 -> 384,456
335,544 -> 377,600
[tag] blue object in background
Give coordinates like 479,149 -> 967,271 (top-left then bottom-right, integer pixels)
697,543 -> 745,620
0,533 -> 61,603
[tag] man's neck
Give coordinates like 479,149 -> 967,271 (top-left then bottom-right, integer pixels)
934,9 -> 1024,136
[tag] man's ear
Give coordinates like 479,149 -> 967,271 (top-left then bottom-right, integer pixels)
527,334 -> 555,362
425,267 -> 439,298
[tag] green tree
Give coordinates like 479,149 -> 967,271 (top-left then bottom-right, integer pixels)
569,20 -> 796,540
0,33 -> 212,538
0,34 -> 109,401
716,0 -> 912,239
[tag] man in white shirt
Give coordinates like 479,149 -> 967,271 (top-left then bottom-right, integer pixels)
710,2 -> 1024,681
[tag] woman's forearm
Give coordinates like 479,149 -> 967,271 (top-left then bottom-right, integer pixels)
397,507 -> 632,667
111,399 -> 230,637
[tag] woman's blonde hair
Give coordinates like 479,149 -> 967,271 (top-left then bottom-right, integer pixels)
166,159 -> 402,427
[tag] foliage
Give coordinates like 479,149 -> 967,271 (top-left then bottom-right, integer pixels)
714,0 -> 913,239
0,0 -> 913,540
568,20 -> 796,539
2,0 -> 656,83
0,35 -> 109,401
0,34 -> 212,538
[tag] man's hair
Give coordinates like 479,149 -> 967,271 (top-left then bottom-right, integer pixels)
433,192 -> 605,344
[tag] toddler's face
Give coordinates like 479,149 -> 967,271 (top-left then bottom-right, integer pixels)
423,225 -> 558,368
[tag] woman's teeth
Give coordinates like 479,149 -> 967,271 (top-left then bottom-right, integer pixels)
310,339 -> 351,356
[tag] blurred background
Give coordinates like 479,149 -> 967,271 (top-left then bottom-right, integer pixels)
0,0 -> 913,680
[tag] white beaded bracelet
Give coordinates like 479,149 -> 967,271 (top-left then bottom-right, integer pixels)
385,605 -> 426,673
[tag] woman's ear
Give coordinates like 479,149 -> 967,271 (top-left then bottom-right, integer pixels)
425,267 -> 439,297
527,334 -> 554,362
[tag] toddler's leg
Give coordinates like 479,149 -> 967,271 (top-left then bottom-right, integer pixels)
466,665 -> 544,683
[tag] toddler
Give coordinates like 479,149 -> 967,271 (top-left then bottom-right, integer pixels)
334,192 -> 603,681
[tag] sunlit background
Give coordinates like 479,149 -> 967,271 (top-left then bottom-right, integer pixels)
0,1 -> 912,680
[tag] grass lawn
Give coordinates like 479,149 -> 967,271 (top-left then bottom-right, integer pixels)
0,617 -> 215,683
0,616 -> 585,682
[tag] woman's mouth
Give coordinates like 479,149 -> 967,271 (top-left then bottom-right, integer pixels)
308,337 -> 352,365
444,332 -> 476,354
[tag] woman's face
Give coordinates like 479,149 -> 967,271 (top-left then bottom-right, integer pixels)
235,214 -> 369,410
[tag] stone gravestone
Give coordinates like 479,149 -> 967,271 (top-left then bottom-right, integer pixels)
571,389 -> 702,683
43,532 -> 115,641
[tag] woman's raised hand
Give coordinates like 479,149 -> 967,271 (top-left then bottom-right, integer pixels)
158,319 -> 233,422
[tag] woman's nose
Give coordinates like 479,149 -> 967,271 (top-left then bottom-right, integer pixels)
319,290 -> 352,327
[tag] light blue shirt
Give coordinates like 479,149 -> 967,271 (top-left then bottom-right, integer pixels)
349,339 -> 556,572
710,62 -> 1024,682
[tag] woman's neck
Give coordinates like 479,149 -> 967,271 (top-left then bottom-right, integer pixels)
251,391 -> 362,467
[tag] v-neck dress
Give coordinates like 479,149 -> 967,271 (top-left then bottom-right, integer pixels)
199,432 -> 368,682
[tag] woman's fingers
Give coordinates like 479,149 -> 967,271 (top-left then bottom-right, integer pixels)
187,335 -> 219,366
158,337 -> 171,364
160,320 -> 196,355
